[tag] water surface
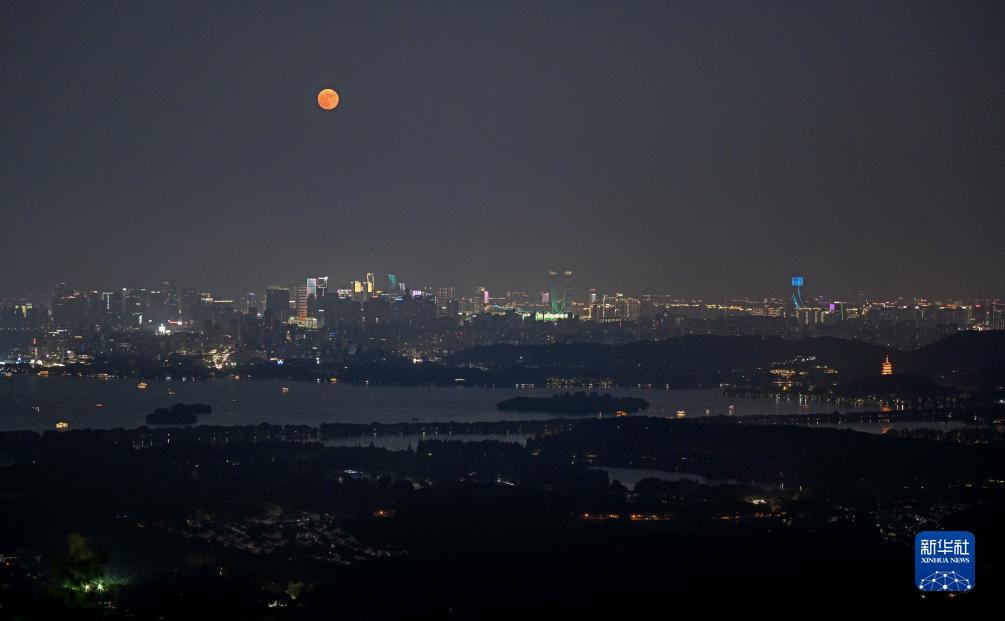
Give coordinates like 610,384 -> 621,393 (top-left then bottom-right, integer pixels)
0,375 -> 872,433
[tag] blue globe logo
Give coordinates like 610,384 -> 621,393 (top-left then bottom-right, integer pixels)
918,570 -> 972,592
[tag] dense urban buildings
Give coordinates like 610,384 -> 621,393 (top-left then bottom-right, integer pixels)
2,273 -> 1001,369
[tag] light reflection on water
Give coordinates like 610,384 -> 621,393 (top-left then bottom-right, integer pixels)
324,433 -> 531,451
2,375 -> 874,433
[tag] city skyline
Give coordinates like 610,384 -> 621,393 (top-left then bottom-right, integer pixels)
2,1 -> 1003,300
4,269 -> 1004,308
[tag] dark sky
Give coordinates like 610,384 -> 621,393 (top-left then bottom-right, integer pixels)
1,1 -> 1002,301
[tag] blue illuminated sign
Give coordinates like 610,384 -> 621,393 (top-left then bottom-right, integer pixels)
791,276 -> 804,287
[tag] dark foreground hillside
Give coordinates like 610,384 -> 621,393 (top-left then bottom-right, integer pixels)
1,415 -> 1001,618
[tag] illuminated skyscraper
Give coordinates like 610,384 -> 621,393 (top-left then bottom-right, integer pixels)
348,280 -> 366,303
307,276 -> 328,299
295,285 -> 310,321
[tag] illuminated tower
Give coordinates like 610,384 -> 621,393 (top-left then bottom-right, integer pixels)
791,276 -> 804,309
562,270 -> 573,309
881,354 -> 893,376
548,270 -> 572,314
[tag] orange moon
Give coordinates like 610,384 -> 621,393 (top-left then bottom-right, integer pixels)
317,88 -> 339,110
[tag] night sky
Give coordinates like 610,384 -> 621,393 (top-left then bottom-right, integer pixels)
1,1 -> 1002,300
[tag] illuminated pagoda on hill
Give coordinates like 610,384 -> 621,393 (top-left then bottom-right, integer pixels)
881,354 -> 893,376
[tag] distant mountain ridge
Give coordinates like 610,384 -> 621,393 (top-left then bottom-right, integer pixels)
898,331 -> 1005,388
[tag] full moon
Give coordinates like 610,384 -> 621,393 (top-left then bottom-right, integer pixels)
317,88 -> 339,110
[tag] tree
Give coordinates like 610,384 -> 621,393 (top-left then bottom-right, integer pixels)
51,533 -> 108,607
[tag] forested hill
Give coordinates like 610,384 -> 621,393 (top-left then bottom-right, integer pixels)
452,332 -> 1005,390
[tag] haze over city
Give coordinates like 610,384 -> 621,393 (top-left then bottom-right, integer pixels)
2,1 -> 1003,299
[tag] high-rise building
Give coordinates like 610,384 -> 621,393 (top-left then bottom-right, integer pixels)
461,297 -> 485,315
265,287 -> 290,324
294,284 -> 310,321
180,288 -> 200,322
307,276 -> 328,299
795,306 -> 821,328
51,283 -> 87,329
547,270 -> 573,313
506,291 -> 530,306
124,288 -> 148,326
991,304 -> 1005,331
351,280 -> 367,303
159,279 -> 179,318
592,293 -> 640,323
198,292 -> 215,324
363,297 -> 391,326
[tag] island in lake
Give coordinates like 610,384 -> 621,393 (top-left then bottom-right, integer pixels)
145,403 -> 212,425
497,391 -> 649,415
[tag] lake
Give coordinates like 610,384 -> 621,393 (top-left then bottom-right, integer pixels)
0,375 -> 873,432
